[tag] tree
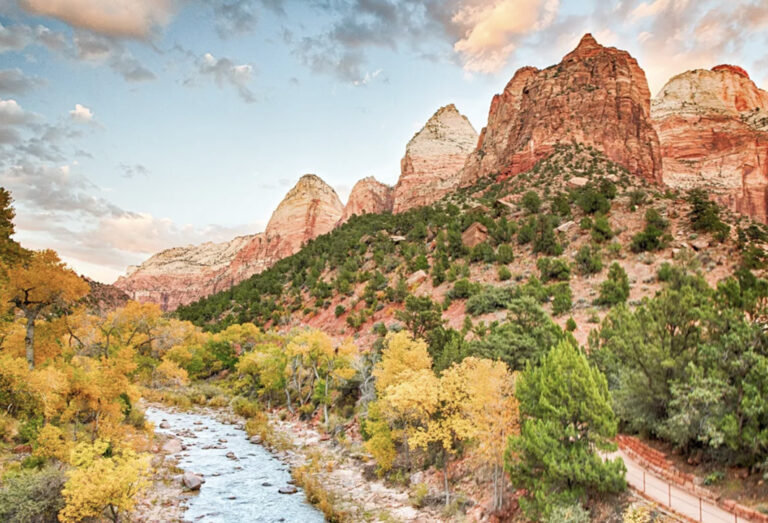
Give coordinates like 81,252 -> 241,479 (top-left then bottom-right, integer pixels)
59,439 -> 150,523
396,295 -> 444,340
370,332 -> 436,471
506,340 -> 625,519
0,187 -> 28,266
596,262 -> 629,306
3,250 -> 89,369
521,191 -> 542,214
440,357 -> 519,511
468,297 -> 566,371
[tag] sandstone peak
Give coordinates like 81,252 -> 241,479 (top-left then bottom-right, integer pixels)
712,64 -> 750,79
460,34 -> 661,186
652,65 -> 768,222
393,104 -> 478,213
265,173 -> 344,251
565,33 -> 603,60
339,176 -> 394,224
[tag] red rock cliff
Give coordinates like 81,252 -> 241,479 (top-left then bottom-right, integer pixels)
460,33 -> 662,186
652,65 -> 768,222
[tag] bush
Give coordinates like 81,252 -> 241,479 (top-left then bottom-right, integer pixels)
0,466 -> 66,522
551,193 -> 571,217
518,219 -> 535,245
545,503 -> 591,523
498,266 -> 512,281
597,263 -> 630,305
565,317 -> 577,332
576,187 -> 610,215
522,191 -> 542,214
449,278 -> 480,300
590,214 -> 613,243
687,189 -> 730,242
630,208 -> 669,253
231,396 -> 262,418
533,216 -> 562,256
496,244 -> 514,264
466,286 -> 517,316
575,245 -> 602,275
537,257 -> 571,282
550,283 -> 572,315
334,305 -> 345,318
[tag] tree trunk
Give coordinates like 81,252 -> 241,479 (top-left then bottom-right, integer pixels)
443,460 -> 450,507
24,310 -> 36,370
323,378 -> 329,426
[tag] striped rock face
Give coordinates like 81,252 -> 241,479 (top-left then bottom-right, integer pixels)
652,65 -> 768,222
393,104 -> 478,213
460,33 -> 663,187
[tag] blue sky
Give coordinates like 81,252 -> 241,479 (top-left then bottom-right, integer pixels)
1,0 -> 767,282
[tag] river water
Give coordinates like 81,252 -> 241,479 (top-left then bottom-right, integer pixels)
145,407 -> 324,523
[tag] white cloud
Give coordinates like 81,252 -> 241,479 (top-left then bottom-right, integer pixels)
18,0 -> 177,39
69,103 -> 94,123
453,0 -> 560,73
196,52 -> 256,103
0,98 -> 35,125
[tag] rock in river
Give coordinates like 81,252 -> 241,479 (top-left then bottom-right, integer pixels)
182,472 -> 205,491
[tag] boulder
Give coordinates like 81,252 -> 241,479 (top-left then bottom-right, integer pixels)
278,486 -> 298,495
182,472 -> 204,491
161,438 -> 183,454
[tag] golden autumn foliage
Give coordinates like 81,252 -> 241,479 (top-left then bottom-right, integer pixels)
58,439 -> 150,523
2,250 -> 89,369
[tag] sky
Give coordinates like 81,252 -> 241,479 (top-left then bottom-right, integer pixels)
1,0 -> 767,283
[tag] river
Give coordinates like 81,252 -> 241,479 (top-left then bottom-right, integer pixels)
145,407 -> 325,523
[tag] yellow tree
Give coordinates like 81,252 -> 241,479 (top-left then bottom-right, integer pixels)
3,250 -> 89,368
447,357 -> 519,511
371,331 -> 437,470
412,357 -> 519,508
59,439 -> 150,523
285,330 -> 358,425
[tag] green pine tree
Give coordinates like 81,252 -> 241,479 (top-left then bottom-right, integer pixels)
505,340 -> 626,519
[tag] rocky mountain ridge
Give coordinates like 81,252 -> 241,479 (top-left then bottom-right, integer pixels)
116,34 -> 768,311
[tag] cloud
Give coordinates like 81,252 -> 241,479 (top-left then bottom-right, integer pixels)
196,52 -> 256,102
73,32 -> 156,82
18,0 -> 177,39
0,162 -> 125,217
0,21 -> 33,52
213,0 -> 260,38
118,163 -> 149,179
0,68 -> 44,94
0,98 -> 36,125
453,0 -> 560,72
69,103 -> 94,123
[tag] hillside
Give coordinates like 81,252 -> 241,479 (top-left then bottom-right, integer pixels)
177,143 -> 763,348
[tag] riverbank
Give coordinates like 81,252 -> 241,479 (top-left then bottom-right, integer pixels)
135,400 -> 445,522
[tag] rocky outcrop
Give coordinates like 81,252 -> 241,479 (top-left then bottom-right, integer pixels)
114,235 -> 258,311
652,65 -> 768,222
460,33 -> 662,186
264,174 -> 344,254
114,175 -> 344,311
339,177 -> 393,224
393,104 -> 478,213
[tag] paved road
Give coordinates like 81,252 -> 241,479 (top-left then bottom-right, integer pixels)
612,450 -> 744,523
